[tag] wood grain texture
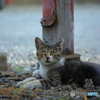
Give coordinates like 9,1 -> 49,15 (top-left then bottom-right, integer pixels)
0,52 -> 7,71
42,0 -> 74,55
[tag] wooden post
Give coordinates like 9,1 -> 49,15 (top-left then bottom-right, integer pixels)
41,0 -> 80,59
7,0 -> 13,4
0,52 -> 7,71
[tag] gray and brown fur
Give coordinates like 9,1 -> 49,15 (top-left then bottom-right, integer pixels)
17,37 -> 100,89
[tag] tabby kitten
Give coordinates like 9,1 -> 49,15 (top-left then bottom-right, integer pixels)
17,37 -> 100,89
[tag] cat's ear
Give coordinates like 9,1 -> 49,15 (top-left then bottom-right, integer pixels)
56,39 -> 64,51
35,37 -> 44,50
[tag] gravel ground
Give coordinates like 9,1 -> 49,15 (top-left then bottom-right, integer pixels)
0,3 -> 100,69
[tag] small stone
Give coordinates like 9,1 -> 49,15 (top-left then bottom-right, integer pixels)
74,96 -> 81,99
90,97 -> 99,100
25,89 -> 33,94
33,99 -> 42,100
3,77 -> 9,81
50,87 -> 55,90
0,85 -> 8,89
0,95 -> 11,99
0,77 -> 10,84
0,77 -> 13,86
62,85 -> 73,91
63,92 -> 69,96
17,71 -> 32,78
7,77 -> 23,81
44,96 -> 54,99
1,71 -> 16,77
83,79 -> 95,90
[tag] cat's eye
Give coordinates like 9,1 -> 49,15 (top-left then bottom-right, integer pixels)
41,51 -> 46,55
51,52 -> 55,55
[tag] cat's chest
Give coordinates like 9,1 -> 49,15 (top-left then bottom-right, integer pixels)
39,65 -> 50,79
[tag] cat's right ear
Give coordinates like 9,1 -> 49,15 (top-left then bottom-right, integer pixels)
35,37 -> 44,50
56,39 -> 64,51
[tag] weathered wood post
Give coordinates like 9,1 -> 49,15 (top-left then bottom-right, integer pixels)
41,0 -> 80,60
0,52 -> 7,71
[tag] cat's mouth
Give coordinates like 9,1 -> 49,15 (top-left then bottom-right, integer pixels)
45,60 -> 50,63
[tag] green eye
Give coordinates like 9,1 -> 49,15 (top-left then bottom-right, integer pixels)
51,52 -> 55,55
42,51 -> 46,55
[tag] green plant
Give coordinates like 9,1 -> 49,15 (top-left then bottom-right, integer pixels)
12,84 -> 24,94
19,84 -> 24,88
13,89 -> 19,95
17,67 -> 24,71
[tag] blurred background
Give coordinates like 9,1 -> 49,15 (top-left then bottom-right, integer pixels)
0,0 -> 100,69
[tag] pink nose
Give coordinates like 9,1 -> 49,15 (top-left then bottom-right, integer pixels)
46,57 -> 50,60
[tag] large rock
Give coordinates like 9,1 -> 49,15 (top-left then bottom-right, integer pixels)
0,52 -> 7,71
1,71 -> 16,77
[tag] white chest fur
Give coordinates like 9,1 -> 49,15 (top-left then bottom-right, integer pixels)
38,57 -> 65,79
39,64 -> 51,79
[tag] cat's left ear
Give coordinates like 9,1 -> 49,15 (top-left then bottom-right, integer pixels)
35,37 -> 44,50
56,39 -> 64,51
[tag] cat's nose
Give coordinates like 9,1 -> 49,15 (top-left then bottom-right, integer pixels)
46,57 -> 50,60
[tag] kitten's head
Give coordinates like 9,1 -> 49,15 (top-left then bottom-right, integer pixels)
35,37 -> 64,65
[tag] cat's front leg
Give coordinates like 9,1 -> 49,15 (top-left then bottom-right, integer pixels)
17,77 -> 37,87
23,77 -> 62,89
23,80 -> 42,89
23,74 -> 62,89
22,70 -> 62,89
17,70 -> 40,87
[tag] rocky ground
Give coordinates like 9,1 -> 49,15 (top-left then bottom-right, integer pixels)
0,69 -> 100,100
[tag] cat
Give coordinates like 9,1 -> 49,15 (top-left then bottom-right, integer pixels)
17,37 -> 100,89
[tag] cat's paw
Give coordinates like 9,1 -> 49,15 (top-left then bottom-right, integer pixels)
16,77 -> 37,87
32,70 -> 40,78
17,81 -> 24,87
23,80 -> 42,89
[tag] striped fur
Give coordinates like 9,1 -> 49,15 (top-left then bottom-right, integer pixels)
41,61 -> 100,87
17,37 -> 100,89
